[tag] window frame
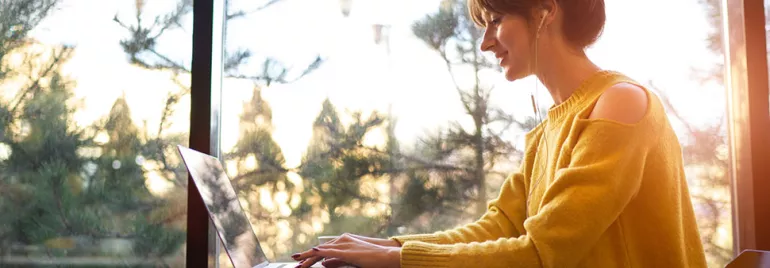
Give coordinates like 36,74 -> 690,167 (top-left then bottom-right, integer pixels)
723,0 -> 770,253
188,0 -> 226,266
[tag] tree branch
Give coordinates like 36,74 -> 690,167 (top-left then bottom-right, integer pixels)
7,47 -> 71,121
226,0 -> 283,20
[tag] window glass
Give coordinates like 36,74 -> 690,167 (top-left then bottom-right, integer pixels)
220,0 -> 732,266
0,1 -> 192,266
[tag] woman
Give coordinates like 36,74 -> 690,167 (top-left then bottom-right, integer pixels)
293,0 -> 708,267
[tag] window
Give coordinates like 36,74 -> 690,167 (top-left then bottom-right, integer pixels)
722,0 -> 770,255
217,0 -> 734,266
1,0 -> 750,267
0,1 -> 192,266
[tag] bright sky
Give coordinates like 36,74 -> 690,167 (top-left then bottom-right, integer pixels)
22,0 -> 725,170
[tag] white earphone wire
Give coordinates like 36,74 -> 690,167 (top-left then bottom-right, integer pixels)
526,10 -> 550,219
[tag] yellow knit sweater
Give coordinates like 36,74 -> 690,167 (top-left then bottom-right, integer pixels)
391,71 -> 707,268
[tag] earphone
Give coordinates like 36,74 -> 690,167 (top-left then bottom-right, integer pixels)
531,9 -> 548,122
526,8 -> 550,219
531,9 -> 548,119
536,9 -> 548,38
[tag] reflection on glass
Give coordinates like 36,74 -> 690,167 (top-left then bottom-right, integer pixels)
219,0 -> 733,266
179,146 -> 268,267
0,1 -> 190,266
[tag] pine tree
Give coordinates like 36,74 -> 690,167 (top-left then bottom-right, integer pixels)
0,0 -> 82,257
0,58 -> 185,260
222,87 -> 298,258
227,87 -> 290,192
298,99 -> 390,236
2,66 -> 86,248
0,0 -> 184,263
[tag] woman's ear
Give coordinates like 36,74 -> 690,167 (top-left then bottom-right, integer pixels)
541,0 -> 557,13
540,0 -> 558,26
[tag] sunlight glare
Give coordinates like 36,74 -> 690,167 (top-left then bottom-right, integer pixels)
145,170 -> 173,196
259,187 -> 276,212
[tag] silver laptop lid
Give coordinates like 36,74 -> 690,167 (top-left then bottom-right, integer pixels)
177,145 -> 269,268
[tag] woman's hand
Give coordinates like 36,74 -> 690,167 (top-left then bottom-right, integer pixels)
292,233 -> 401,268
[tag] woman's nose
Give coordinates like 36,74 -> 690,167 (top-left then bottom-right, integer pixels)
480,30 -> 495,52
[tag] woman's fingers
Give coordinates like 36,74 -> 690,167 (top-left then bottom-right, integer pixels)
295,243 -> 355,268
293,243 -> 351,265
291,234 -> 400,268
292,249 -> 316,261
321,258 -> 356,268
296,256 -> 323,268
291,234 -> 370,265
294,239 -> 348,261
310,247 -> 349,261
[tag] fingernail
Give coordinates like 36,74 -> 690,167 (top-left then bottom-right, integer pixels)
312,247 -> 319,251
292,253 -> 300,260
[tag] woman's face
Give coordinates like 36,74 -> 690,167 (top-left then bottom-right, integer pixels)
480,11 -> 536,81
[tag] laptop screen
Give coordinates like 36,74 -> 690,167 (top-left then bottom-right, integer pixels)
178,146 -> 269,268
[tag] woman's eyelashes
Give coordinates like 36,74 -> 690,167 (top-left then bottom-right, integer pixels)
489,16 -> 502,25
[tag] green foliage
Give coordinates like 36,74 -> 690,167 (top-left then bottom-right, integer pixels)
226,88 -> 293,201
132,215 -> 185,257
0,82 -> 185,258
0,1 -> 188,262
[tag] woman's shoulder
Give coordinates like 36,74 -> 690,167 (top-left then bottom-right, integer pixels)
578,73 -> 668,133
571,80 -> 673,151
588,82 -> 649,124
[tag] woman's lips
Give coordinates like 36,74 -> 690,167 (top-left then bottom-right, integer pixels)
495,52 -> 507,67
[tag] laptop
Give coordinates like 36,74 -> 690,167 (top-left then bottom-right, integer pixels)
178,145 -> 323,268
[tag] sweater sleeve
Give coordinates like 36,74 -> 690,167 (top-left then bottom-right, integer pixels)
398,120 -> 652,268
390,172 -> 528,246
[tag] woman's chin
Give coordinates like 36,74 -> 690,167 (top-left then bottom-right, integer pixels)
503,67 -> 529,81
